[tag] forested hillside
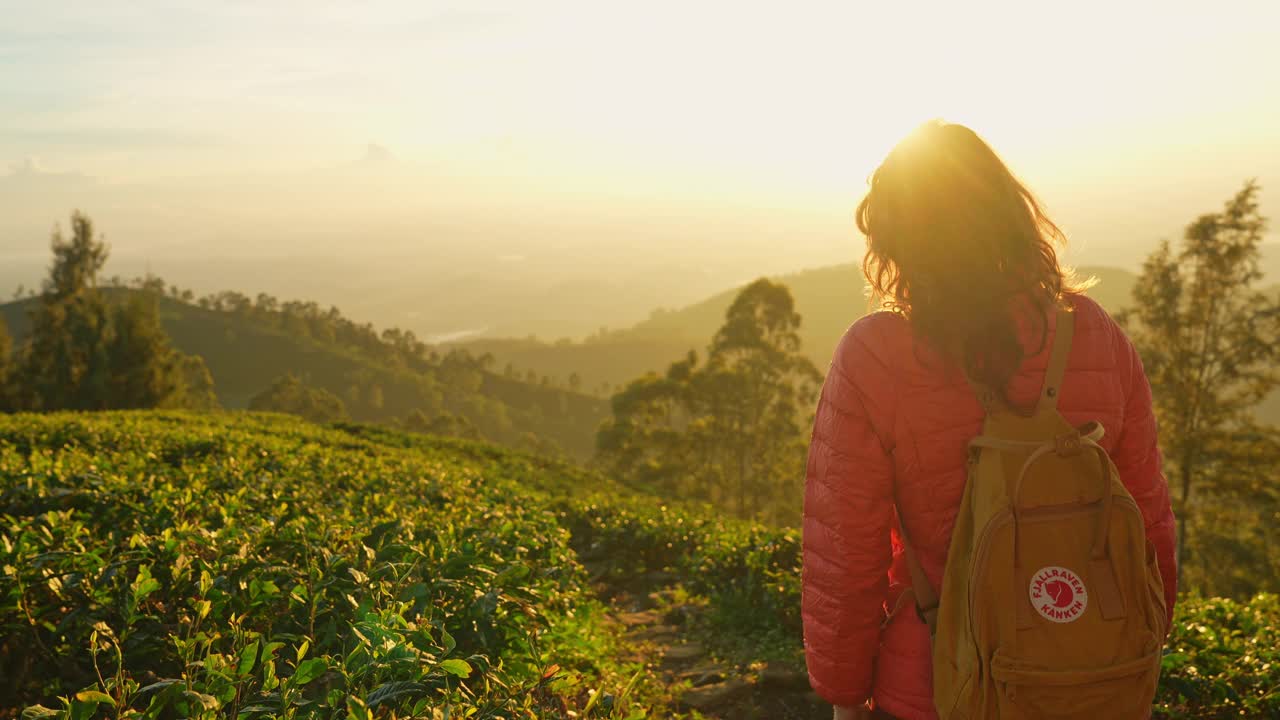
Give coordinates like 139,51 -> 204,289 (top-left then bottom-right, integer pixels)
2,412 -> 1276,719
0,290 -> 606,458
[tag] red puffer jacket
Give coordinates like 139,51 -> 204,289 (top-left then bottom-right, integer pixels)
801,293 -> 1178,718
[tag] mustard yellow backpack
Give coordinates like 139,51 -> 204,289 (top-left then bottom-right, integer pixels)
900,306 -> 1168,719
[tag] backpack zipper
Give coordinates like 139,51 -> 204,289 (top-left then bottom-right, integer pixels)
968,506 -> 1014,646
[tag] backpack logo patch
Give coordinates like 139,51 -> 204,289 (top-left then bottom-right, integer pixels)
1029,566 -> 1088,623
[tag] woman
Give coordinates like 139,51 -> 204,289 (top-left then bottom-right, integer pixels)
801,121 -> 1177,720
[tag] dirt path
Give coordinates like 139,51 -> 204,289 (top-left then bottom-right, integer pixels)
600,583 -> 829,719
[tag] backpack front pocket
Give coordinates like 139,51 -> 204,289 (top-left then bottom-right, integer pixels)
990,647 -> 1160,719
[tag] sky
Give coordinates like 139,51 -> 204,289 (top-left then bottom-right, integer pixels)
4,2 -> 1277,184
1,1 -> 1278,337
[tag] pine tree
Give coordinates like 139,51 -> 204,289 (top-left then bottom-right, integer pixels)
18,212 -> 114,410
16,212 -> 194,411
1122,180 -> 1280,592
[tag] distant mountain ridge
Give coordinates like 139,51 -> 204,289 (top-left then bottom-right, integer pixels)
457,264 -> 1139,389
455,262 -> 1280,426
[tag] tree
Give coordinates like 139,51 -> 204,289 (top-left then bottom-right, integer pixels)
249,374 -> 348,424
597,278 -> 821,522
689,279 -> 822,518
1181,427 -> 1280,597
403,409 -> 431,433
596,357 -> 694,497
15,212 -> 193,411
404,409 -> 483,440
0,317 -> 12,411
17,212 -> 115,410
165,354 -> 220,411
104,292 -> 185,408
1122,180 -> 1280,592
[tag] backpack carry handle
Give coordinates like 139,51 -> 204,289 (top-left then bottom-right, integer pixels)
971,423 -> 1127,622
1006,427 -> 1113,562
971,422 -> 1112,564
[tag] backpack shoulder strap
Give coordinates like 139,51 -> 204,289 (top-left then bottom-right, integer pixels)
894,302 -> 1075,634
967,303 -> 1076,416
887,508 -> 939,635
1037,305 -> 1076,414
901,526 -> 939,634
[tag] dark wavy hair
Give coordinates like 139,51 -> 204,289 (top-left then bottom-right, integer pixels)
855,120 -> 1085,405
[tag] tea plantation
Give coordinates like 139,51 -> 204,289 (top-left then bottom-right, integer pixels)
1,412 -> 1277,719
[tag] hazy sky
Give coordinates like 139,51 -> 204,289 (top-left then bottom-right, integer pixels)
5,1 -> 1277,187
2,1 -> 1278,337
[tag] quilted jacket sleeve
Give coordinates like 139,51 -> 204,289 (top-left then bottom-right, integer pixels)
802,322 -> 896,707
1110,325 -> 1178,626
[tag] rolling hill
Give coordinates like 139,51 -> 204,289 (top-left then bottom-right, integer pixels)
457,264 -> 1140,393
0,291 -> 607,458
456,262 -> 1280,427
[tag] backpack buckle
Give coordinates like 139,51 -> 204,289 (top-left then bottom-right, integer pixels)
1054,431 -> 1083,457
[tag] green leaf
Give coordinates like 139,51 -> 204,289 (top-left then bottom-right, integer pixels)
131,565 -> 161,603
438,659 -> 472,678
182,691 -> 218,711
497,563 -> 530,583
262,658 -> 279,690
365,681 -> 426,709
345,697 -> 373,720
20,706 -> 60,720
237,640 -> 260,676
290,658 -> 328,686
136,679 -> 182,696
440,627 -> 456,655
583,688 -> 602,714
215,684 -> 237,704
74,691 -> 115,706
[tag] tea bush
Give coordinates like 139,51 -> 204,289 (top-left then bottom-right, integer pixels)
0,412 -> 636,718
555,494 -> 1280,719
2,412 -> 1277,719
